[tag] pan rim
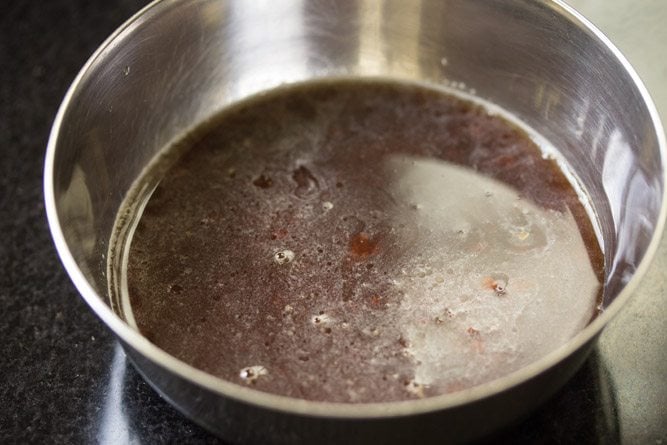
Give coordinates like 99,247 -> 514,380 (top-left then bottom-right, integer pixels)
43,0 -> 667,420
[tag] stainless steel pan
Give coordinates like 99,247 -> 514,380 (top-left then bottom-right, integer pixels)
44,0 -> 666,443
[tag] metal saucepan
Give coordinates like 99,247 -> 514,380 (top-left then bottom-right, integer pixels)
44,0 -> 666,443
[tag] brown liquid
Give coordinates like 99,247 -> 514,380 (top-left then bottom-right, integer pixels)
120,79 -> 603,403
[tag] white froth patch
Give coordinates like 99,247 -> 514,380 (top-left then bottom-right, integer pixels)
385,156 -> 599,391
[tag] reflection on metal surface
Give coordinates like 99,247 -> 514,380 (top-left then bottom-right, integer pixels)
59,165 -> 95,260
102,345 -> 620,443
97,344 -> 133,445
357,0 -> 384,73
602,128 -> 658,295
227,0 -> 309,99
357,0 -> 422,76
565,1 -> 667,441
483,350 -> 620,443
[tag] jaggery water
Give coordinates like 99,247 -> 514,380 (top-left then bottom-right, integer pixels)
115,79 -> 603,403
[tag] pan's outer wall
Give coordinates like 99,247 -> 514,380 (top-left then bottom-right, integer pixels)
124,338 -> 597,444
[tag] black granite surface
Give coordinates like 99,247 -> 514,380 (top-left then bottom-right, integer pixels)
0,1 -> 659,444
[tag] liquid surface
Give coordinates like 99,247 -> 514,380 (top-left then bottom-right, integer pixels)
118,79 -> 603,403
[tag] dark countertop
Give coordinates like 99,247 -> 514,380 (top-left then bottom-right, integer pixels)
1,1 -> 664,443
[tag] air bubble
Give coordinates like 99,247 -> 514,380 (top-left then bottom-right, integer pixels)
435,308 -> 454,324
362,327 -> 380,337
292,166 -> 319,198
274,249 -> 295,264
253,174 -> 273,188
168,283 -> 183,293
239,365 -> 268,383
404,379 -> 425,398
483,273 -> 509,295
311,313 -> 331,324
493,273 -> 508,294
511,225 -> 531,241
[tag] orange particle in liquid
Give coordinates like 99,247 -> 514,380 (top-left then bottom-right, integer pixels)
482,276 -> 497,290
349,232 -> 379,259
368,294 -> 384,309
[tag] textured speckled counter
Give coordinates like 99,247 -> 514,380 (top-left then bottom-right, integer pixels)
0,1 -> 665,443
